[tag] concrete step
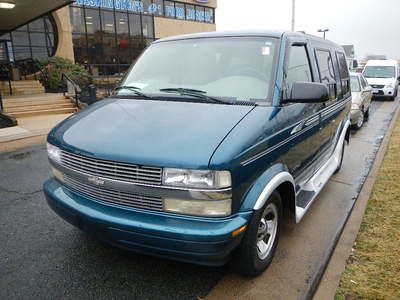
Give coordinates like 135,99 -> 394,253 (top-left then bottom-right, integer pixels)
5,103 -> 75,113
3,93 -> 65,101
4,99 -> 71,108
9,107 -> 77,118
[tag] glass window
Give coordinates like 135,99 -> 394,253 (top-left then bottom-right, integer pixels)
175,3 -> 185,20
129,13 -> 142,37
101,10 -> 115,34
70,7 -> 85,33
32,47 -> 49,60
122,37 -> 278,103
350,76 -> 361,92
142,15 -> 154,38
152,0 -> 164,16
116,12 -> 128,34
87,32 -> 103,64
195,6 -> 205,22
102,33 -> 118,64
164,1 -> 175,18
72,33 -> 88,63
44,16 -> 54,33
363,65 -> 395,79
84,8 -> 101,34
11,31 -> 29,46
316,49 -> 336,100
13,47 -> 31,60
28,18 -> 45,32
337,52 -> 350,95
204,7 -> 214,23
142,0 -> 152,15
186,4 -> 195,21
30,33 -> 47,47
285,45 -> 312,92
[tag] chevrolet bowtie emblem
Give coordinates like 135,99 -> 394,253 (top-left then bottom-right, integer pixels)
88,176 -> 105,186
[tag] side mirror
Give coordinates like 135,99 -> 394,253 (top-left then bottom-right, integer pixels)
283,82 -> 330,103
352,60 -> 358,69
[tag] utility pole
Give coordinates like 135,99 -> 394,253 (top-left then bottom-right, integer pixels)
291,0 -> 296,31
317,28 -> 329,39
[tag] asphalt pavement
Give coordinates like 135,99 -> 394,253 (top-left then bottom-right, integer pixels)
0,99 -> 397,300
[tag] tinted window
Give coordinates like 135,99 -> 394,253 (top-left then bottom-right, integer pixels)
285,45 -> 312,92
316,49 -> 337,100
337,52 -> 350,95
350,76 -> 361,92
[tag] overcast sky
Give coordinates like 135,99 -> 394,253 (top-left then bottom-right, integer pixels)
216,0 -> 399,60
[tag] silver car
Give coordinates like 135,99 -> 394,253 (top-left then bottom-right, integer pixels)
350,72 -> 372,129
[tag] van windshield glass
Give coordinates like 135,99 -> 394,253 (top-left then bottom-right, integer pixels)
350,76 -> 361,92
120,37 -> 278,103
363,66 -> 395,79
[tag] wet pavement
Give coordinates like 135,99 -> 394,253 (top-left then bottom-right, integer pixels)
0,99 -> 397,300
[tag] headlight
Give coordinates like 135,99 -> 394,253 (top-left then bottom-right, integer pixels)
386,84 -> 394,88
351,103 -> 360,110
164,198 -> 231,217
47,143 -> 61,163
163,168 -> 231,189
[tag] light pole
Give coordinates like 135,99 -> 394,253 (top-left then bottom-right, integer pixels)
291,0 -> 296,31
318,28 -> 329,39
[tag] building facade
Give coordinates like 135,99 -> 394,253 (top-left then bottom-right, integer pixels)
0,0 -> 217,76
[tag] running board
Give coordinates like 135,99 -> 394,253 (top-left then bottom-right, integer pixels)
295,120 -> 349,223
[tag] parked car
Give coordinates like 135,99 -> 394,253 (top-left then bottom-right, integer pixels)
44,31 -> 351,276
362,59 -> 399,101
350,73 -> 372,129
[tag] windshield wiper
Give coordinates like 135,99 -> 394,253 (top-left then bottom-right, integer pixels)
159,88 -> 236,105
114,86 -> 153,99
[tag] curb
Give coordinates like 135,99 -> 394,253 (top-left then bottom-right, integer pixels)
308,101 -> 400,300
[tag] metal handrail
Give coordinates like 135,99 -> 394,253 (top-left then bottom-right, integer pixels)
62,73 -> 81,108
0,91 -> 3,112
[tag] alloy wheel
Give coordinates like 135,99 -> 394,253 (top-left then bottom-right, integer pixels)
256,203 -> 279,260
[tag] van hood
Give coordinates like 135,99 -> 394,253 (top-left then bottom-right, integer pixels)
364,77 -> 395,86
48,98 -> 254,169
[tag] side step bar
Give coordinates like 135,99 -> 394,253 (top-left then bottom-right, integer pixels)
295,120 -> 350,223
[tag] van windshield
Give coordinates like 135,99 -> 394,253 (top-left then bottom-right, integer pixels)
120,37 -> 278,103
363,66 -> 395,79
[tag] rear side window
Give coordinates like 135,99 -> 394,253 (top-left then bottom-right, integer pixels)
284,45 -> 313,93
336,52 -> 350,95
315,49 -> 336,100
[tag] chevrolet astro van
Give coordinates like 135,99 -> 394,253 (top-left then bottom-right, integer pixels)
44,31 -> 351,276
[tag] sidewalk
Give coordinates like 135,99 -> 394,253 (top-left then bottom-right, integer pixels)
0,113 -> 72,153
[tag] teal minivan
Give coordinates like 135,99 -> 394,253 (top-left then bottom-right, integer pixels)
44,31 -> 351,276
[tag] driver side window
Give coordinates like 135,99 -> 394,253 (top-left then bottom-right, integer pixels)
285,45 -> 313,96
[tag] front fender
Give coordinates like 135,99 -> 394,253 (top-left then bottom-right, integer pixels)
239,163 -> 295,212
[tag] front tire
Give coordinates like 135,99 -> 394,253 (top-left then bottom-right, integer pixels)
233,191 -> 282,276
353,110 -> 364,130
364,107 -> 370,121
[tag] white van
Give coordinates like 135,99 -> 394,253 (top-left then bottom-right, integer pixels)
363,60 -> 399,100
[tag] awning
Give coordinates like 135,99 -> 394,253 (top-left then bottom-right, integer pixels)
0,0 -> 73,33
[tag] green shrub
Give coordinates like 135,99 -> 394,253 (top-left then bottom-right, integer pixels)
38,57 -> 93,92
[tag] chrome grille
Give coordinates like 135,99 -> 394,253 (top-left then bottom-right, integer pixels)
371,84 -> 384,89
64,175 -> 164,211
60,150 -> 163,185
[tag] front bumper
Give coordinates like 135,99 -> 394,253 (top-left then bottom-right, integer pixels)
372,87 -> 396,97
44,178 -> 252,266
